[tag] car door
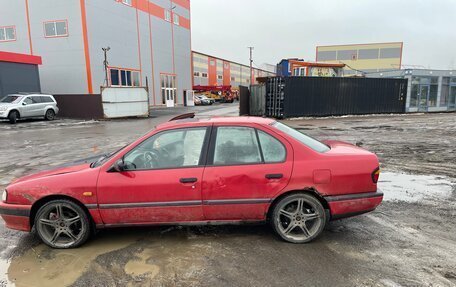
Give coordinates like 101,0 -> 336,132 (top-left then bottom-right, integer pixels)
96,126 -> 211,225
201,124 -> 293,221
19,96 -> 34,117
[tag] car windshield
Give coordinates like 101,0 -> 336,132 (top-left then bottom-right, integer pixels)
272,122 -> 330,153
0,95 -> 22,103
90,144 -> 127,168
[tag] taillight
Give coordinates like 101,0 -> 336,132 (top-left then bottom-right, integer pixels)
372,168 -> 380,183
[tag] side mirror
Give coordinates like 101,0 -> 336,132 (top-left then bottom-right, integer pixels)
22,102 -> 27,106
111,158 -> 126,172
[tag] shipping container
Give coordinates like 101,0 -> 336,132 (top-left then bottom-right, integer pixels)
245,77 -> 407,118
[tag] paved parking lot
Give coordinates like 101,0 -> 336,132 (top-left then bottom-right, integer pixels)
1,106 -> 455,287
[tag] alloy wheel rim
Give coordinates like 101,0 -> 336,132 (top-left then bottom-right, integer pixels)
277,198 -> 322,241
37,204 -> 84,247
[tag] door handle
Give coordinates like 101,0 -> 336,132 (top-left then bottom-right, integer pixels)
265,173 -> 283,179
180,177 -> 198,183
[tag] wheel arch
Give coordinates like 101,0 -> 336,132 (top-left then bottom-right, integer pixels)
8,109 -> 20,118
30,195 -> 95,230
267,188 -> 330,221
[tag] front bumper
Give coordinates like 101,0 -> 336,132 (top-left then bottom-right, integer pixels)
325,190 -> 383,220
0,111 -> 8,118
0,201 -> 32,231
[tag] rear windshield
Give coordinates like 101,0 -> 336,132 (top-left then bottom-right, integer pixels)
272,122 -> 330,153
0,95 -> 22,103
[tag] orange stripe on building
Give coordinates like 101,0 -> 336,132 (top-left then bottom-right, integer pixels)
179,16 -> 190,30
208,57 -> 217,86
172,0 -> 190,10
133,0 -> 190,30
24,0 -> 33,55
79,0 -> 93,94
223,61 -> 230,86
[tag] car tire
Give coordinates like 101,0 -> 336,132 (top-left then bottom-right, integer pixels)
45,109 -> 55,121
271,193 -> 326,244
8,111 -> 18,124
34,199 -> 91,249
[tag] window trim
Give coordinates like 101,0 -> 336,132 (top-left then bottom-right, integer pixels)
108,66 -> 141,87
164,10 -> 172,22
0,25 -> 16,42
120,0 -> 132,6
43,19 -> 69,38
206,125 -> 287,167
173,13 -> 180,25
120,126 -> 212,172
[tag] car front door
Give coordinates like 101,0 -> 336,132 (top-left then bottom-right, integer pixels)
201,124 -> 293,221
19,96 -> 34,117
96,126 -> 211,225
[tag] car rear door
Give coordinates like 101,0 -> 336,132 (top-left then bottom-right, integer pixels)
96,126 -> 211,225
201,124 -> 293,221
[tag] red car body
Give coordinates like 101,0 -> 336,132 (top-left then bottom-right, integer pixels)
0,116 -> 382,235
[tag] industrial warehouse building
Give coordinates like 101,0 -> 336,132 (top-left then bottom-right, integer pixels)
367,69 -> 456,113
0,0 -> 191,106
192,51 -> 275,89
316,42 -> 403,75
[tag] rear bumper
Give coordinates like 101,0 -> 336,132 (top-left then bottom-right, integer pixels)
325,190 -> 383,220
0,201 -> 32,231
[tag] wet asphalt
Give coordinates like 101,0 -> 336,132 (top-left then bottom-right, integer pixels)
0,105 -> 455,287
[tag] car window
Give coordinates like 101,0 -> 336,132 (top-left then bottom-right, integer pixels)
23,97 -> 33,105
31,96 -> 42,103
213,127 -> 262,165
258,130 -> 286,163
123,127 -> 207,170
40,96 -> 53,103
0,95 -> 22,103
272,122 -> 330,153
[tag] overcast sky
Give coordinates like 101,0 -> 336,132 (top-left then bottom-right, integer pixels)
191,0 -> 456,70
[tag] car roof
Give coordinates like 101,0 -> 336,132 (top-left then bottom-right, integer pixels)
156,116 -> 276,129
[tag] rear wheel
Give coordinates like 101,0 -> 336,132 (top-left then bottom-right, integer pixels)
45,109 -> 55,121
8,111 -> 18,124
34,200 -> 91,248
271,193 -> 326,243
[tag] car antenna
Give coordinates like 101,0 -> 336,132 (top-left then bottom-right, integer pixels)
168,113 -> 196,121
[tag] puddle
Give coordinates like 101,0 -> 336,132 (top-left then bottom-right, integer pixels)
6,233 -> 137,287
379,172 -> 454,203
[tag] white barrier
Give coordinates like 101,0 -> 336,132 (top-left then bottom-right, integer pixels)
101,87 -> 149,118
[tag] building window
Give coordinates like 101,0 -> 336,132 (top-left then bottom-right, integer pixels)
201,73 -> 208,78
173,14 -> 180,25
121,0 -> 132,5
0,26 -> 16,42
160,74 -> 177,104
110,68 -> 140,87
441,77 -> 450,107
44,20 -> 68,37
217,75 -> 223,80
231,77 -> 235,81
164,10 -> 171,22
193,71 -> 200,77
210,60 -> 215,66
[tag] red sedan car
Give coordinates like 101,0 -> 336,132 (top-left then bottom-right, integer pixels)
0,115 -> 382,248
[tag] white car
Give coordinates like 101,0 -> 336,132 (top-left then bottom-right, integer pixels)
0,93 -> 59,124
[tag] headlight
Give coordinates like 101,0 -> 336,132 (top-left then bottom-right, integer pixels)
0,106 -> 8,111
1,190 -> 7,202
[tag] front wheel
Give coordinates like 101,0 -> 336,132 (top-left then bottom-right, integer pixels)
8,111 -> 18,124
34,200 -> 91,248
271,193 -> 326,243
45,109 -> 55,121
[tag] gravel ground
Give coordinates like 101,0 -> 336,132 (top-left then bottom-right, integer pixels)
0,107 -> 455,287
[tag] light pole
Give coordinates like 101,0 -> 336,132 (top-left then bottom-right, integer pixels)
102,47 -> 111,87
248,46 -> 254,86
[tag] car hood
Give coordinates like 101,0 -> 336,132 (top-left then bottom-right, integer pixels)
11,154 -> 103,184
